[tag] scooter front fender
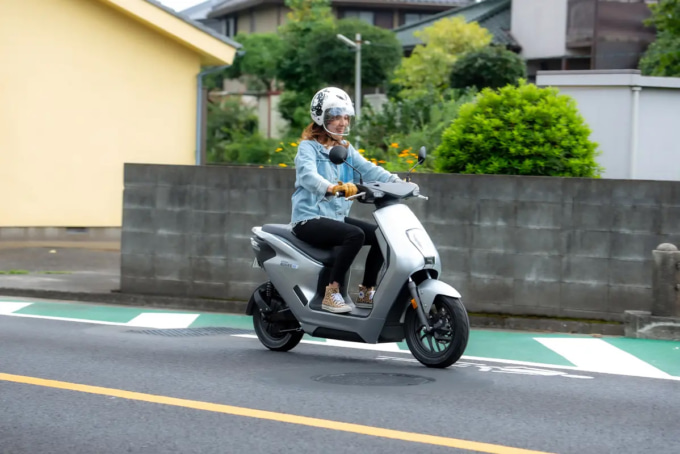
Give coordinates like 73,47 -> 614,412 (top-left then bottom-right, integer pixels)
418,279 -> 462,314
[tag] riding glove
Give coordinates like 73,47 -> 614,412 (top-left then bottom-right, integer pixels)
331,181 -> 358,197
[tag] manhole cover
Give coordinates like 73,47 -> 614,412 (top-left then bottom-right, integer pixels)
311,373 -> 434,387
126,327 -> 251,337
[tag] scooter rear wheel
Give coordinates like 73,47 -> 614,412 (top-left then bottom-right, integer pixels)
404,295 -> 469,368
251,284 -> 303,352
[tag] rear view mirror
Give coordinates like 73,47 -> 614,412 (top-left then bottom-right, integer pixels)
328,146 -> 348,165
417,146 -> 426,164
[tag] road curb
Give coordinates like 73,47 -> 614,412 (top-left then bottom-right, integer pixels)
0,288 -> 247,314
0,287 -> 624,335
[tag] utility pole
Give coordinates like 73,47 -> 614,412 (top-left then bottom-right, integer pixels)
337,32 -> 367,149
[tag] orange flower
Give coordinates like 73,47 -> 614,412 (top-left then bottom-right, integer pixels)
378,160 -> 386,164
358,148 -> 365,154
390,143 -> 399,148
406,159 -> 414,164
278,163 -> 288,167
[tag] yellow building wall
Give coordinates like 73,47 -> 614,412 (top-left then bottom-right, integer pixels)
0,0 -> 202,227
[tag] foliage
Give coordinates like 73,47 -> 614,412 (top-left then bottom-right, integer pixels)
206,96 -> 300,167
435,81 -> 603,177
449,45 -> 527,91
392,17 -> 492,99
306,19 -> 402,89
277,89 -> 318,136
276,0 -> 335,93
211,134 -> 299,168
205,97 -> 259,162
285,0 -> 334,23
214,133 -> 277,164
354,88 -> 477,172
640,0 -> 680,76
223,33 -> 285,91
639,33 -> 680,76
644,0 -> 680,35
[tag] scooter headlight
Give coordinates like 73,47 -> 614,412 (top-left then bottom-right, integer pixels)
406,228 -> 437,267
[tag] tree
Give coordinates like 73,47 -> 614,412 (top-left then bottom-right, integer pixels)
392,17 -> 492,99
306,18 -> 402,90
449,45 -> 527,91
276,0 -> 335,93
639,0 -> 680,77
435,81 -> 603,177
224,33 -> 285,92
275,0 -> 402,131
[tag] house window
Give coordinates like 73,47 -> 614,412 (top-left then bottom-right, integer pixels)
223,16 -> 236,38
343,10 -> 375,25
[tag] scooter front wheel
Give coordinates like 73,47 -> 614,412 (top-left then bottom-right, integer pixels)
251,284 -> 303,352
404,295 -> 469,368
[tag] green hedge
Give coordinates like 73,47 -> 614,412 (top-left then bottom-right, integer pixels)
435,81 -> 603,177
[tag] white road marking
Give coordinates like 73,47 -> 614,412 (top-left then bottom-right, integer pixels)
126,313 -> 200,329
325,338 -> 404,352
535,338 -> 672,379
376,356 -> 594,379
234,334 -> 680,381
0,302 -> 34,314
8,314 -> 128,325
233,334 -> 404,352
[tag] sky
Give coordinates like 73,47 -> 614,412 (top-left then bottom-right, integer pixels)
157,0 -> 205,12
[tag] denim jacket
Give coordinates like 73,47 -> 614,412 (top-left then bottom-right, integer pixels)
290,139 -> 401,224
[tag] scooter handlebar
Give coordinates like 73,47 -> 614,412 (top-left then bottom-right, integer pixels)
335,191 -> 366,201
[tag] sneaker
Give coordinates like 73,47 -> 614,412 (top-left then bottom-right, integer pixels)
355,285 -> 375,309
322,286 -> 352,313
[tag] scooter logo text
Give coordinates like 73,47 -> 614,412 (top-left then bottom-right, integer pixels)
279,260 -> 299,270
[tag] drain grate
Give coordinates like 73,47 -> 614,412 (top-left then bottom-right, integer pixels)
126,327 -> 252,337
312,373 -> 435,387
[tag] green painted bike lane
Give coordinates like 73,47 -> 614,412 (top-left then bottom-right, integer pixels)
2,297 -> 679,378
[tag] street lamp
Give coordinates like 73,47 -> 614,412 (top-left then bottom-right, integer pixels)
337,33 -> 368,148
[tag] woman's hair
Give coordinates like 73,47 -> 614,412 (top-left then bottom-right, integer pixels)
300,122 -> 346,147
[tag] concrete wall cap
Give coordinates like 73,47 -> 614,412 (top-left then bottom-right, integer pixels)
656,243 -> 678,251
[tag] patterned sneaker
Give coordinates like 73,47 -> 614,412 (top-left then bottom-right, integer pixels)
322,286 -> 352,313
355,285 -> 375,309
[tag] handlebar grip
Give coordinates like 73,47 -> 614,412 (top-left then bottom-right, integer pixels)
335,191 -> 345,197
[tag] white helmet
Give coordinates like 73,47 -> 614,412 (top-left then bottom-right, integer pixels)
310,87 -> 355,136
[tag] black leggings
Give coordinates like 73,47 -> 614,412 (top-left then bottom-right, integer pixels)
292,217 -> 383,287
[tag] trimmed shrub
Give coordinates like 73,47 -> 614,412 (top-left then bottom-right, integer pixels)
435,81 -> 603,177
449,45 -> 527,91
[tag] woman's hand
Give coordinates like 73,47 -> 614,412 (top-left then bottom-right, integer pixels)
331,181 -> 358,197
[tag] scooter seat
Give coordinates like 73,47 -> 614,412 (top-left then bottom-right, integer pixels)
262,224 -> 338,266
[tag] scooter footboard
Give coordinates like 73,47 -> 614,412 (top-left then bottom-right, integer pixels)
418,279 -> 462,314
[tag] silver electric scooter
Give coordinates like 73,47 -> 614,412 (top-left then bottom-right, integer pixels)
247,145 -> 469,368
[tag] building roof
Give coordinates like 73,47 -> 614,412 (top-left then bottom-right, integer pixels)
208,0 -> 471,18
178,0 -> 221,20
96,0 -> 241,65
393,0 -> 518,50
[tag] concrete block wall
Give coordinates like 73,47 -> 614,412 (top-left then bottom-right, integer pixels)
121,164 -> 680,321
121,164 -> 294,302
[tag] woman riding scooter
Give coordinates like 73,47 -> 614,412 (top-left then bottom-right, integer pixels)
290,87 -> 402,314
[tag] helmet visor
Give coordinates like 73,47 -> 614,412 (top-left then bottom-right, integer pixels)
323,107 -> 354,137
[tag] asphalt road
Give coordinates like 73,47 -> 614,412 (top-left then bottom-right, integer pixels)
1,315 -> 679,454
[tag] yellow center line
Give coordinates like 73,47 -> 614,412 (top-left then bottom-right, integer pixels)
0,372 -> 554,454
